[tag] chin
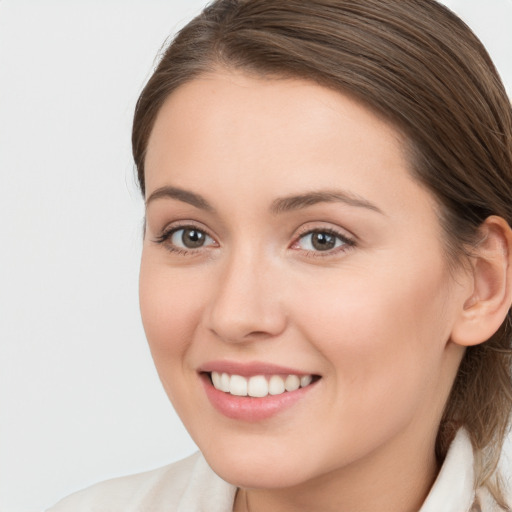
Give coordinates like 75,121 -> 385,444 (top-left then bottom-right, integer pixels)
197,436 -> 332,489
206,452 -> 311,489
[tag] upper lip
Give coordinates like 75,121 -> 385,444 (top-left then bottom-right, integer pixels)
198,360 -> 317,377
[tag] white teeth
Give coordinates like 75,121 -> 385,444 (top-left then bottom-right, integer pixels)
268,375 -> 285,395
220,372 -> 230,392
300,375 -> 313,387
211,371 -> 222,389
210,371 -> 315,397
248,376 -> 268,397
284,374 -> 300,392
230,374 -> 248,396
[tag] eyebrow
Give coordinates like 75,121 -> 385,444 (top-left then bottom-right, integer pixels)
270,190 -> 384,215
145,186 -> 215,212
145,185 -> 383,215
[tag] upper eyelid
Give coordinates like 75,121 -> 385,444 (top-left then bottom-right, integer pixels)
151,223 -> 217,248
152,225 -> 218,257
290,225 -> 357,255
152,220 -> 356,249
293,223 -> 356,242
159,220 -> 214,237
294,231 -> 354,246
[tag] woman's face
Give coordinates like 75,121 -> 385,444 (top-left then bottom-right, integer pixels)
140,70 -> 468,489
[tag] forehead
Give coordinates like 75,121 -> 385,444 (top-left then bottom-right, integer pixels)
147,70 -> 405,145
144,70 -> 435,221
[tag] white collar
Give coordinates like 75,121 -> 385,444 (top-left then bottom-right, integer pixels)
420,428 -> 475,512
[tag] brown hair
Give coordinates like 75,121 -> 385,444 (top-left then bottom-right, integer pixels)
132,0 -> 512,506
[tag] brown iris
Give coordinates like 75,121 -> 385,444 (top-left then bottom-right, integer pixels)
310,232 -> 337,251
181,228 -> 207,248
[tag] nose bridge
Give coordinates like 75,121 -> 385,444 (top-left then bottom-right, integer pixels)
205,242 -> 286,342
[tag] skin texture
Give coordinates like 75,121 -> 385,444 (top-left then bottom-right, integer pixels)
139,70 -> 474,512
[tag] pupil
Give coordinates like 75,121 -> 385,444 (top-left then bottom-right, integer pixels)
312,232 -> 335,251
182,229 -> 205,248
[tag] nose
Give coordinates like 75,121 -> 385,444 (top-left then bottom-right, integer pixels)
204,248 -> 287,343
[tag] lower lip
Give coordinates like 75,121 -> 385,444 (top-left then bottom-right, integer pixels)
201,374 -> 318,421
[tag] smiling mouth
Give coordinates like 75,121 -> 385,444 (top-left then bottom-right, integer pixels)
206,371 -> 320,398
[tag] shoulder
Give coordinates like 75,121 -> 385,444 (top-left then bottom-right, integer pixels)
46,452 -> 237,512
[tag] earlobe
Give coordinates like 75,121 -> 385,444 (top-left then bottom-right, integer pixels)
451,216 -> 512,347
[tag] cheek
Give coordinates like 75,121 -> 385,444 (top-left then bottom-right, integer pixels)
291,258 -> 454,419
139,253 -> 207,369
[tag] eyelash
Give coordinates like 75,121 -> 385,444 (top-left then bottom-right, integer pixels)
291,227 -> 356,258
153,223 -> 356,257
153,223 -> 216,256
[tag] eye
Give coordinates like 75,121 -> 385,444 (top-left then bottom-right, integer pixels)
293,229 -> 354,254
154,225 -> 217,253
170,227 -> 214,249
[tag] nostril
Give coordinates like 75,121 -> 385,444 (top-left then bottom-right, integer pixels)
203,271 -> 287,342
207,322 -> 285,344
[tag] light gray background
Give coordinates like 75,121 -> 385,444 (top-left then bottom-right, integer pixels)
0,1 -> 511,511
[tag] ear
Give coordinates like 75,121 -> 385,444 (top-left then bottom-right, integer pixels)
450,215 -> 512,347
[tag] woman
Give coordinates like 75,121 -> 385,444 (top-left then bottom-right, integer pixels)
48,0 -> 512,510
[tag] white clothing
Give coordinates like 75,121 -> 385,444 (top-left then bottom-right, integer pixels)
46,429 -> 498,512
